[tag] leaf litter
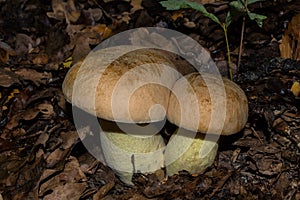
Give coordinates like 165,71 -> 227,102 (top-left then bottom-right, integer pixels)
0,0 -> 299,199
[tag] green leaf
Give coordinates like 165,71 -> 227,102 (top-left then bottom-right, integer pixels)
160,0 -> 221,25
160,0 -> 189,10
225,12 -> 232,27
229,0 -> 246,12
248,12 -> 267,27
248,0 -> 266,5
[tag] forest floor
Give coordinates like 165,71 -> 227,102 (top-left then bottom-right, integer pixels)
0,0 -> 299,199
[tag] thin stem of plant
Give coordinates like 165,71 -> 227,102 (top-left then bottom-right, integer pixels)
223,24 -> 233,80
237,0 -> 248,72
237,16 -> 245,70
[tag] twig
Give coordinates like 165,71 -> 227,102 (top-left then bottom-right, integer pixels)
251,127 -> 263,144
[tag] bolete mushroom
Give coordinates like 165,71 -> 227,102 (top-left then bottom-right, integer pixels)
62,46 -> 182,184
165,72 -> 248,176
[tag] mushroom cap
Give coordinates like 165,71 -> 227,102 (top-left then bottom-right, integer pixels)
62,46 -> 180,123
167,72 -> 248,135
164,129 -> 218,176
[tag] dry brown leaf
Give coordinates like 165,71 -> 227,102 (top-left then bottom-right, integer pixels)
279,13 -> 300,60
15,33 -> 35,55
68,24 -> 112,63
60,131 -> 79,149
14,68 -> 52,86
5,102 -> 54,131
39,156 -> 87,199
5,108 -> 39,130
0,154 -> 25,186
82,8 -> 103,25
32,54 -> 49,65
0,41 -> 16,63
47,0 -> 65,20
92,181 -> 115,200
34,132 -> 50,147
130,0 -> 143,13
45,148 -> 69,168
71,34 -> 92,64
171,10 -> 184,21
0,68 -> 20,87
291,81 -> 300,97
47,0 -> 81,23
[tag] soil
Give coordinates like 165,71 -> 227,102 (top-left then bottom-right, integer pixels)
0,0 -> 299,199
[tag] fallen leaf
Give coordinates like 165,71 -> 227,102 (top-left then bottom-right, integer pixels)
14,68 -> 52,86
92,181 -> 115,199
291,81 -> 300,97
171,10 -> 184,21
15,33 -> 35,55
279,13 -> 300,60
47,0 -> 81,23
32,54 -> 49,65
0,68 -> 20,87
0,41 -> 16,63
5,102 -> 54,131
37,103 -> 55,118
130,0 -> 143,13
39,156 -> 87,199
63,57 -> 73,69
82,8 -> 103,25
68,24 -> 112,63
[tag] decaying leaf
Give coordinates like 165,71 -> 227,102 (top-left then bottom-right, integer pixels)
4,102 -> 54,131
39,156 -> 87,199
32,54 -> 49,65
14,68 -> 52,86
279,13 -> 300,60
171,10 -> 184,21
130,0 -> 144,13
291,81 -> 300,97
15,33 -> 35,55
67,24 -> 112,63
47,0 -> 81,23
0,68 -> 20,87
0,41 -> 16,63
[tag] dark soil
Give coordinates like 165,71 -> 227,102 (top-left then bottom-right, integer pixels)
0,0 -> 299,199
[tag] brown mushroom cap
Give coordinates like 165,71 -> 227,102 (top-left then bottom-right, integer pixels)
62,46 -> 181,123
167,72 -> 248,135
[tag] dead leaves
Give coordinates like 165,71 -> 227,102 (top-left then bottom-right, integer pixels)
15,68 -> 52,86
39,156 -> 87,200
47,0 -> 81,23
0,68 -> 20,87
0,41 -> 16,63
66,24 -> 112,64
280,13 -> 300,60
291,81 -> 300,97
0,1 -> 299,199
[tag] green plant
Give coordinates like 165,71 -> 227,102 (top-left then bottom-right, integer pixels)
229,0 -> 267,69
160,0 -> 267,80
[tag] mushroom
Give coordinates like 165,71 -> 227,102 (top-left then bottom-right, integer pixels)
62,46 -> 181,184
165,72 -> 248,176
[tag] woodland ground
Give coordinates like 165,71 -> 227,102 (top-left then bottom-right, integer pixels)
0,0 -> 299,199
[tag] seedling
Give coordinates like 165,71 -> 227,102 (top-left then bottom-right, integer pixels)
230,0 -> 267,69
160,0 -> 267,80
